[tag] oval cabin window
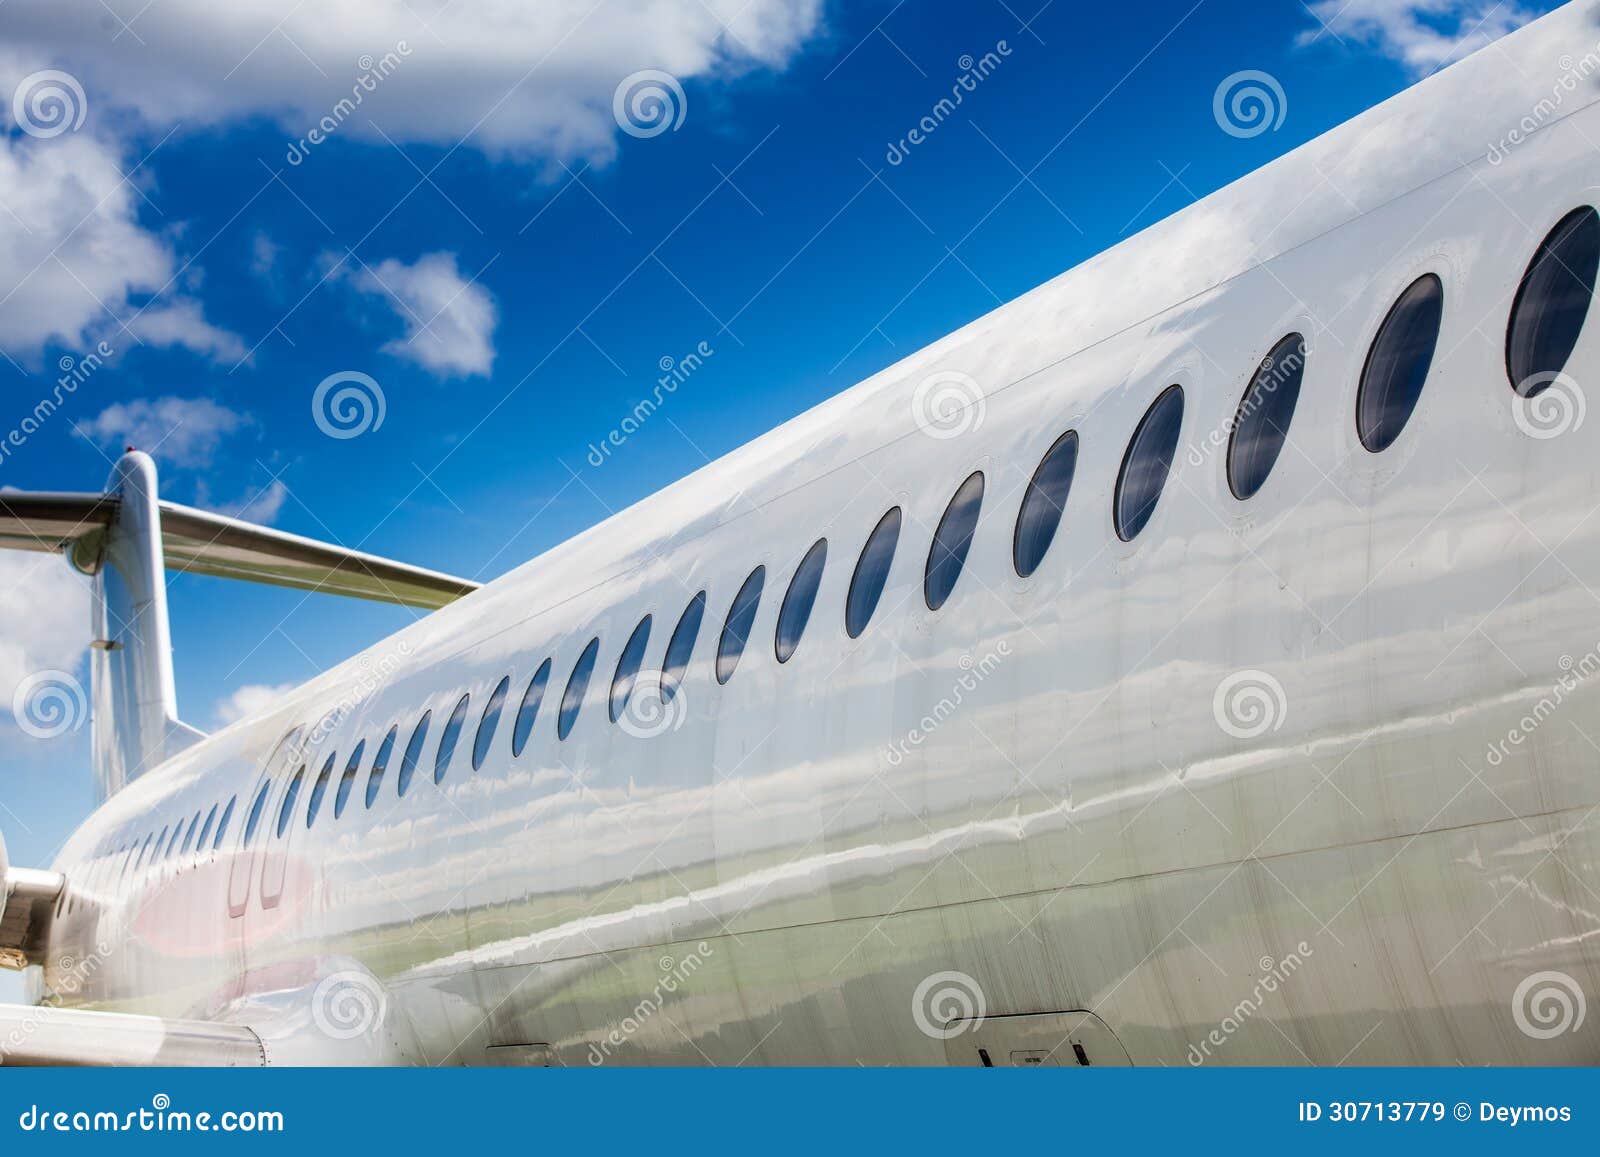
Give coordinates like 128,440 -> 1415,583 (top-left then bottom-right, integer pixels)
925,473 -> 985,611
397,712 -> 432,796
717,567 -> 765,684
1114,385 -> 1183,541
610,618 -> 653,722
1013,432 -> 1078,577
776,540 -> 827,663
510,663 -> 549,756
847,508 -> 901,638
1227,335 -> 1305,500
334,741 -> 365,818
1357,274 -> 1444,452
473,676 -> 511,769
558,639 -> 600,739
436,694 -> 471,778
662,593 -> 706,701
366,725 -> 398,806
1507,206 -> 1600,396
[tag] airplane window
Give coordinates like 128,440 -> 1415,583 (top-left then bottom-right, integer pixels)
610,617 -> 653,722
1507,206 -> 1600,396
558,639 -> 600,739
717,567 -> 766,684
925,472 -> 985,611
437,694 -> 472,779
196,804 -> 218,853
1357,274 -> 1444,452
134,833 -> 153,871
179,810 -> 201,855
306,752 -> 336,828
1228,334 -> 1306,500
277,767 -> 305,838
213,797 -> 236,850
243,782 -> 272,846
120,843 -> 137,879
776,539 -> 828,663
334,740 -> 365,819
662,592 -> 706,702
473,676 -> 512,769
397,711 -> 432,796
367,726 -> 398,805
510,664 -> 550,757
1013,433 -> 1078,577
1114,385 -> 1184,541
846,508 -> 900,638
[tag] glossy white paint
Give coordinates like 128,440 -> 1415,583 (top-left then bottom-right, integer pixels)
24,2 -> 1600,1066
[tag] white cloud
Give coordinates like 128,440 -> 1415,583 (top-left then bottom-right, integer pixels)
0,552 -> 91,712
0,123 -> 244,364
125,299 -> 249,365
0,0 -> 824,164
75,396 -> 252,468
1301,0 -> 1541,75
208,478 -> 289,526
342,252 -> 497,378
213,682 -> 295,727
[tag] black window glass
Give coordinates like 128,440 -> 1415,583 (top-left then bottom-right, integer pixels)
717,567 -> 765,684
846,509 -> 900,638
610,618 -> 653,722
277,768 -> 305,838
134,834 -> 152,870
437,694 -> 471,779
511,665 -> 548,757
662,593 -> 706,701
1115,385 -> 1184,541
1507,206 -> 1600,396
1013,434 -> 1078,578
306,752 -> 336,828
367,726 -> 398,807
213,797 -> 236,849
196,804 -> 217,852
925,472 -> 985,611
165,822 -> 183,860
397,712 -> 432,796
558,640 -> 600,739
472,677 -> 511,769
1358,274 -> 1444,452
243,783 -> 271,846
776,540 -> 827,662
1227,335 -> 1305,500
334,741 -> 365,819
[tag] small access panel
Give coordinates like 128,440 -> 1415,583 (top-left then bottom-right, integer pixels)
943,1010 -> 1132,1067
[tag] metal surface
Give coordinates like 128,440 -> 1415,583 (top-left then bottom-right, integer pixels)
0,1004 -> 264,1067
16,4 -> 1600,1066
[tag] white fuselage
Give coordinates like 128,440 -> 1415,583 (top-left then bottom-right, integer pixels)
31,4 -> 1600,1066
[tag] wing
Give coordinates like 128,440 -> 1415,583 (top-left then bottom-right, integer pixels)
0,490 -> 479,610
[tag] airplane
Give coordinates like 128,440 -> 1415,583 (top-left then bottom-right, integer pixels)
3,1 -> 1600,1067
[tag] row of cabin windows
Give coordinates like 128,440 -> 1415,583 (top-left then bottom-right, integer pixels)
74,207 -> 1600,898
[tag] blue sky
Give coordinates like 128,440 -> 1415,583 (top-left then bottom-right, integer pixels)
0,0 -> 1564,983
